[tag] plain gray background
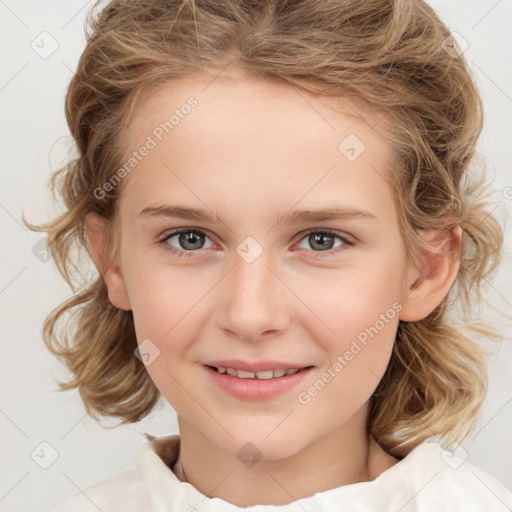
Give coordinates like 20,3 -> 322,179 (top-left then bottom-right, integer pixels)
1,1 -> 511,510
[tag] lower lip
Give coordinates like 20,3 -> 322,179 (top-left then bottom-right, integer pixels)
203,364 -> 313,401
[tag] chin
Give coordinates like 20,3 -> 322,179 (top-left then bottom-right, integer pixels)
215,426 -> 309,464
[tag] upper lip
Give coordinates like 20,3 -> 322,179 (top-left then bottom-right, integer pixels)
203,360 -> 312,372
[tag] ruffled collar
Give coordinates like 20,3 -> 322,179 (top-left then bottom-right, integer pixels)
137,434 -> 429,511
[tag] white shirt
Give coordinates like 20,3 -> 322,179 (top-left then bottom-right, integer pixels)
54,434 -> 512,511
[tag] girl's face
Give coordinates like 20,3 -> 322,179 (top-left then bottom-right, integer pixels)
111,72 -> 416,460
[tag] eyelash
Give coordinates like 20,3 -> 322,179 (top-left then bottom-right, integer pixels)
157,227 -> 354,260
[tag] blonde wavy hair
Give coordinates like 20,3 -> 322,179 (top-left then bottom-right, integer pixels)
24,0 -> 503,457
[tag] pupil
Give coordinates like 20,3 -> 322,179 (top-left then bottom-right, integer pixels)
180,231 -> 203,249
311,233 -> 333,251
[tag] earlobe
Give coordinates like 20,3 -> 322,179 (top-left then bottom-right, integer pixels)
399,226 -> 462,322
85,213 -> 132,311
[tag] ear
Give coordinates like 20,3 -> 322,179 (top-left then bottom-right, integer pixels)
399,226 -> 462,322
85,212 -> 132,311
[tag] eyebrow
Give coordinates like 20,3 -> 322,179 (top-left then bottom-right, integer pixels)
138,204 -> 379,224
276,206 -> 378,224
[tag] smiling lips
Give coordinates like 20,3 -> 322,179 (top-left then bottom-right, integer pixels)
203,359 -> 313,381
211,366 -> 301,380
203,361 -> 314,400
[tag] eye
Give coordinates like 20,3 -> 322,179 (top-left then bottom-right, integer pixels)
158,228 -> 214,258
295,229 -> 353,258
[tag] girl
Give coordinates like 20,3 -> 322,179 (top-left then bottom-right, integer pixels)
25,0 -> 512,510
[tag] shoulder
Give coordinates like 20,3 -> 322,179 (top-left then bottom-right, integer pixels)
391,442 -> 512,510
53,466 -> 151,512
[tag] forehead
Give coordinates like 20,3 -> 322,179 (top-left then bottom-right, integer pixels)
123,71 -> 390,151
117,72 -> 397,223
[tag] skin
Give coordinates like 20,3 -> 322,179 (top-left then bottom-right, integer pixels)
86,69 -> 462,507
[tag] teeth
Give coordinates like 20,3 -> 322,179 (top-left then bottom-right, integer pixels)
255,370 -> 274,380
237,369 -> 256,379
214,366 -> 302,379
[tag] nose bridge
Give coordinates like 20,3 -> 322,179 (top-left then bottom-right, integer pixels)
219,242 -> 289,340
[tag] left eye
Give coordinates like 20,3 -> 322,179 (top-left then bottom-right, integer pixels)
296,230 -> 350,253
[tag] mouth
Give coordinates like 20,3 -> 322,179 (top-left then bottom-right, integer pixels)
203,362 -> 315,401
204,364 -> 314,380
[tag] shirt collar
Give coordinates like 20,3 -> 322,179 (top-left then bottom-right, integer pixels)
137,434 -> 423,511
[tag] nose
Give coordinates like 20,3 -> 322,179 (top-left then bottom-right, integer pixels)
216,248 -> 290,343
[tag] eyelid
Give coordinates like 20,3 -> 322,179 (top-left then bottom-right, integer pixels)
296,227 -> 355,245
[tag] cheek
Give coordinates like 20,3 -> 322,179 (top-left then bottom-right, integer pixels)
125,253 -> 210,338
294,260 -> 403,398
296,258 -> 404,343
297,285 -> 399,422
126,263 -> 215,394
127,267 -> 203,410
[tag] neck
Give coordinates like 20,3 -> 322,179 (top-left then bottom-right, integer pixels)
171,409 -> 397,507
